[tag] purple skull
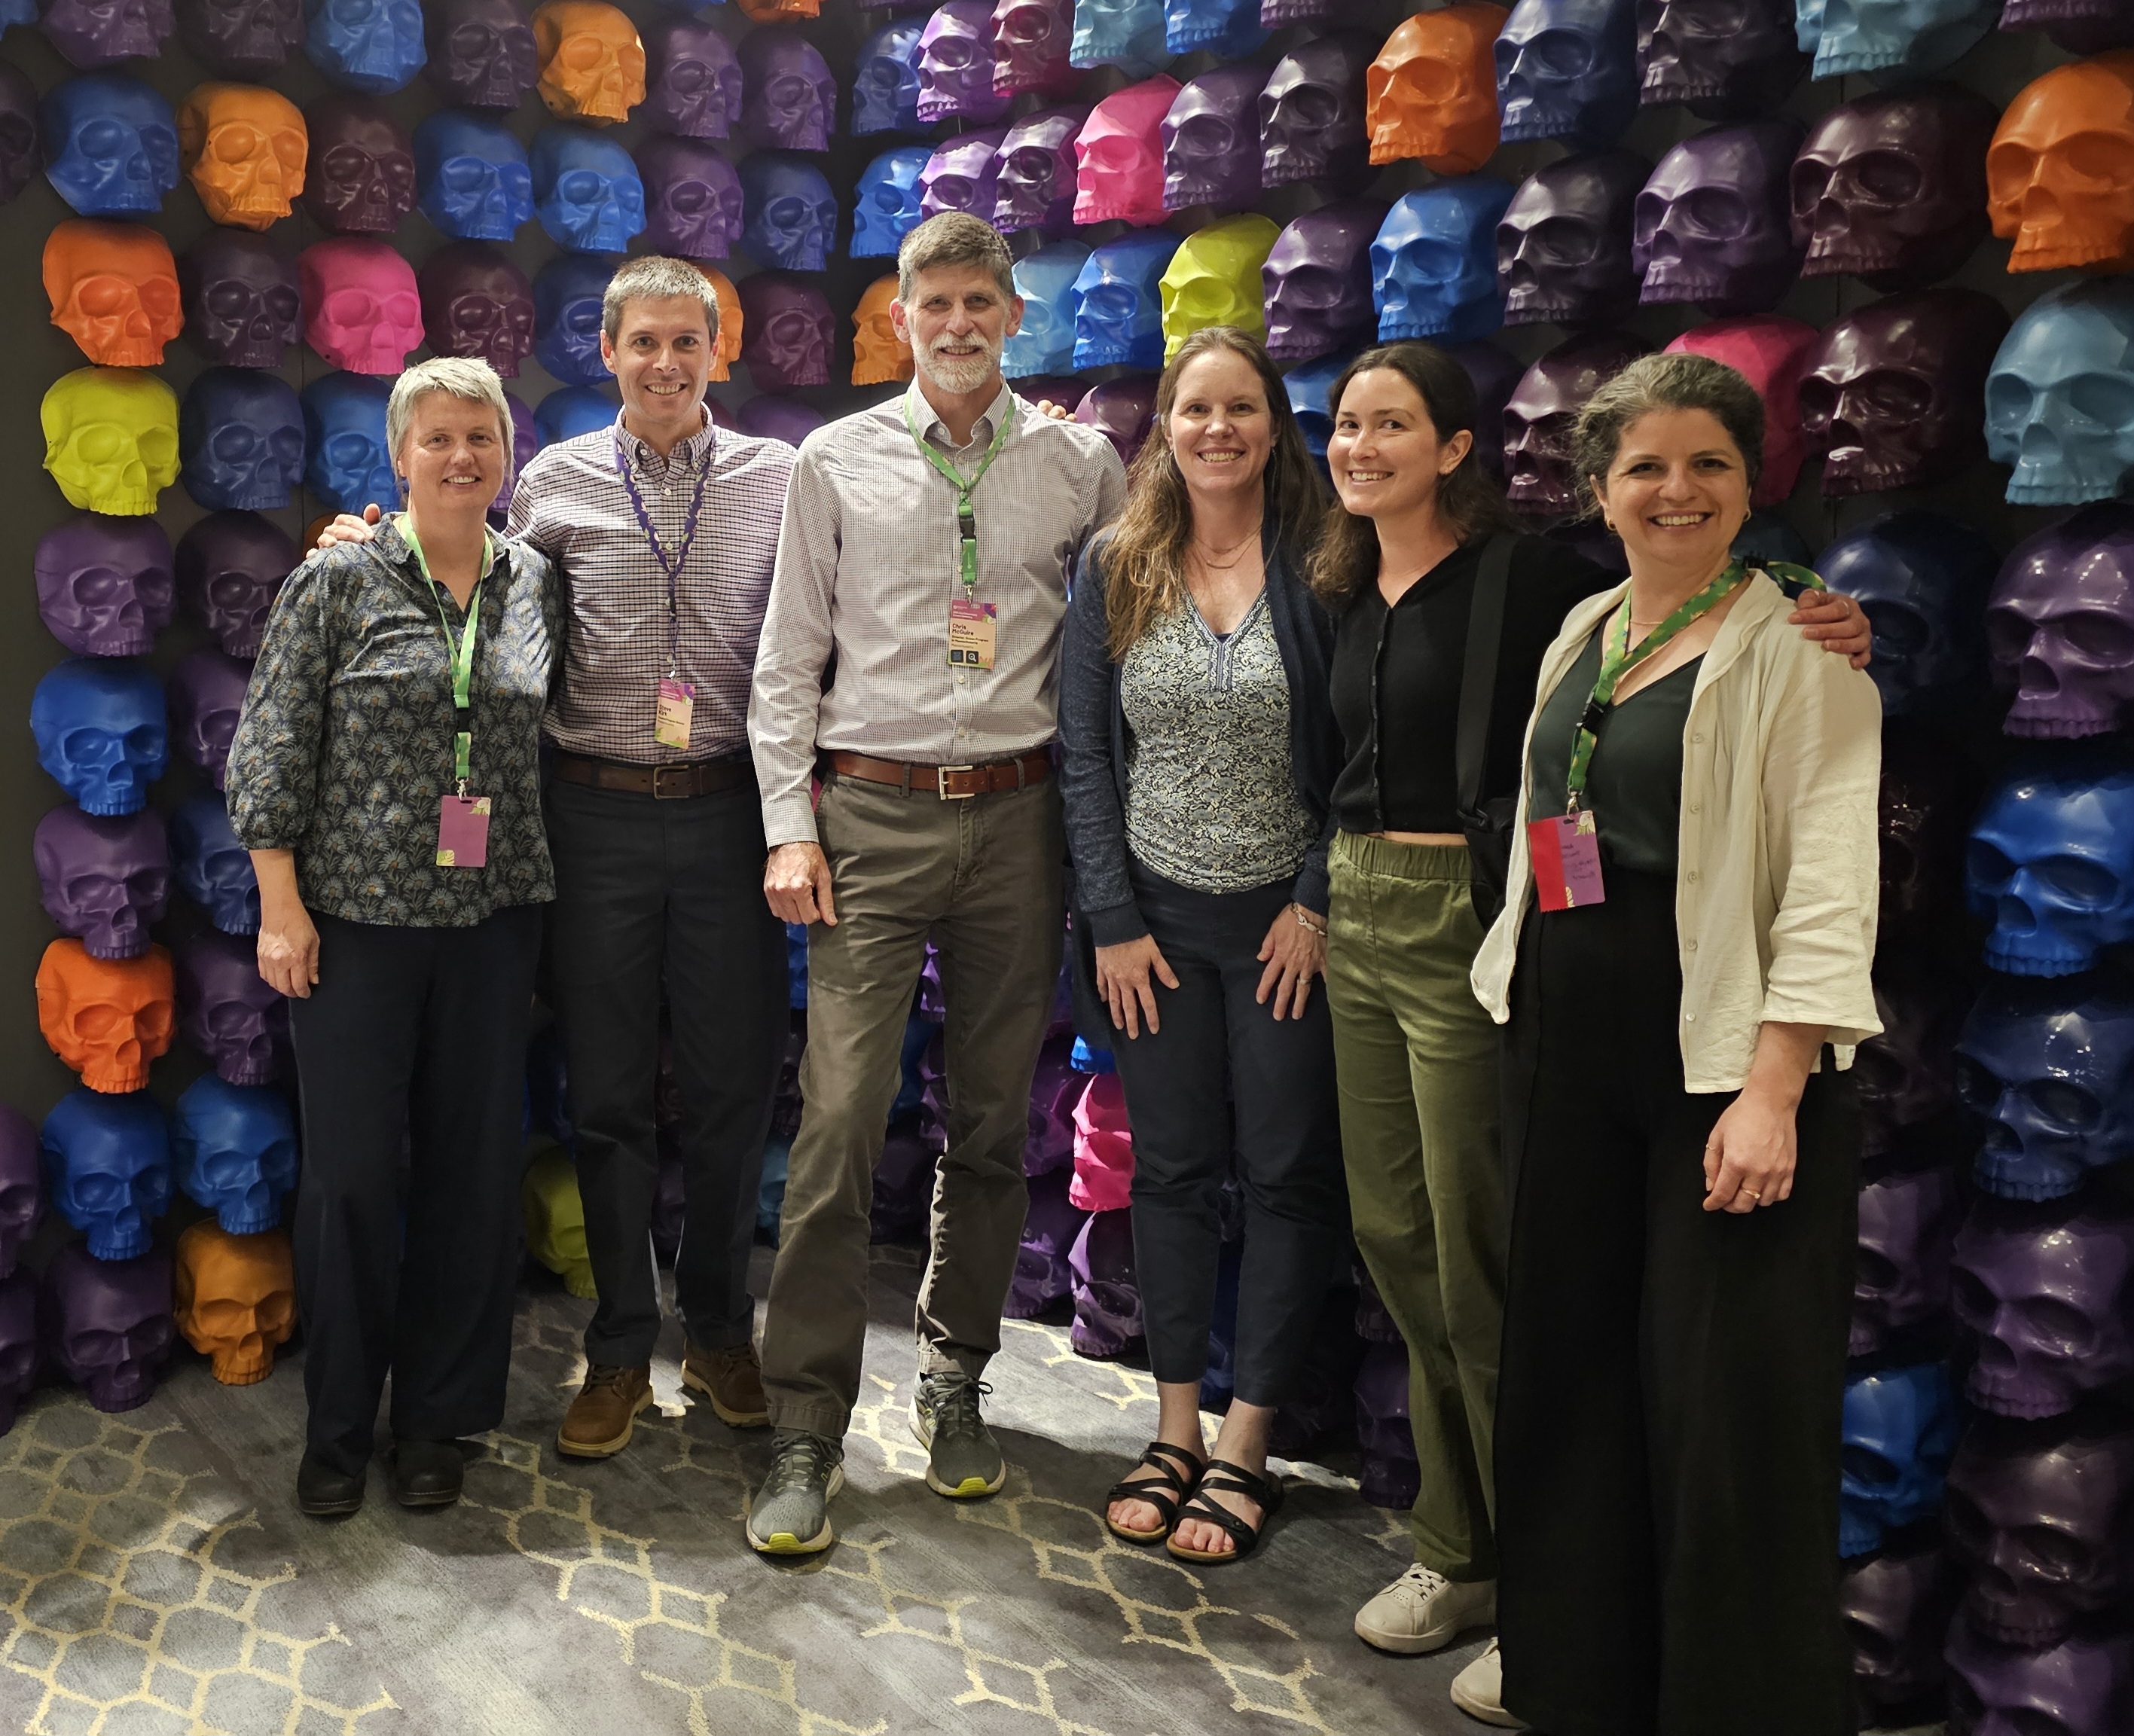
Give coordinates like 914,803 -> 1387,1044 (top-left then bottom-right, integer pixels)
1957,975 -> 2134,1204
1634,119 -> 1804,313
1262,0 -> 1335,17
1446,339 -> 1523,485
641,13 -> 739,139
1259,32 -> 1375,191
301,93 -> 417,236
739,26 -> 834,152
35,806 -> 169,963
41,1243 -> 173,1412
176,0 -> 303,79
992,0 -> 1076,97
1852,952 -> 1967,1163
1355,1338 -> 1420,1509
2001,0 -> 2134,51
635,135 -> 742,259
991,105 -> 1084,238
1839,1360 -> 1959,1558
1024,1036 -> 1080,1176
917,0 -> 1009,124
737,272 -> 832,391
650,1124 -> 682,1264
919,127 -> 1006,222
417,240 -> 535,377
167,650 -> 250,791
1075,374 -> 1159,468
1637,0 -> 1806,120
1946,1414 -> 2134,1651
1988,503 -> 2134,743
1005,1166 -> 1088,1317
1504,332 -> 1651,516
1355,1264 -> 1402,1344
1839,1540 -> 1957,1716
0,1270 -> 35,1435
177,929 -> 288,1086
179,230 -> 301,369
1879,727 -> 1974,938
1497,0 -> 1640,147
176,511 -> 292,660
1946,1619 -> 2133,1736
35,513 -> 175,658
0,62 -> 37,206
1851,1163 -> 1960,1358
424,0 -> 538,111
40,0 -> 175,69
1497,149 -> 1649,329
734,395 -> 824,447
1162,64 -> 1269,215
1262,200 -> 1386,364
493,391 -> 538,530
869,1121 -> 941,1244
1011,374 -> 1088,413
1966,766 -> 2134,980
0,1109 -> 44,1284
1953,1197 -> 2134,1419
1070,1206 -> 1143,1359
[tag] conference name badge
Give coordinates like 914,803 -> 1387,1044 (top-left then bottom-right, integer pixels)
655,676 -> 696,749
1527,810 -> 1604,911
948,597 -> 997,670
437,795 -> 492,868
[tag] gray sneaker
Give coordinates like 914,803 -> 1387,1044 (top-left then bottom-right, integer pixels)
909,1372 -> 1006,1499
746,1429 -> 845,1555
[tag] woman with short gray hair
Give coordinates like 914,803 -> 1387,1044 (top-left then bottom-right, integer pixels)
227,355 -> 562,1520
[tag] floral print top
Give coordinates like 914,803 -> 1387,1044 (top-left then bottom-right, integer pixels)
226,515 -> 562,928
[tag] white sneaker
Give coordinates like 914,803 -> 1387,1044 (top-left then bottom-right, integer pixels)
1353,1563 -> 1497,1654
1450,1640 -> 1524,1728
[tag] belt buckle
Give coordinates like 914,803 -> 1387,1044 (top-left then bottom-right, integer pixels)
652,764 -> 693,800
935,763 -> 977,800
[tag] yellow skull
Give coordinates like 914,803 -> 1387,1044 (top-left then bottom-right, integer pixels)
1159,213 -> 1281,362
41,367 -> 180,517
522,1141 -> 596,1298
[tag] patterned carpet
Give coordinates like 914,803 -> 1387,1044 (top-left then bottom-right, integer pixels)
0,1245 -> 1491,1736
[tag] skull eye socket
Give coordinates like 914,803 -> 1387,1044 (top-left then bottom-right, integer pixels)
1954,1054 -> 2002,1112
2023,1079 -> 2102,1132
1790,160 -> 1831,218
1522,28 -> 1596,80
2032,853 -> 2120,910
1854,1246 -> 1898,1294
2012,1524 -> 2091,1579
74,277 -> 134,318
1843,151 -> 1922,206
1528,215 -> 1600,267
1984,372 -> 2037,434
1984,605 -> 2035,667
1269,85 -> 1339,131
1675,186 -> 1751,241
264,287 -> 301,324
2019,1296 -> 2096,1355
1965,838 -> 2016,892
2063,371 -> 2134,430
2061,611 -> 2134,664
1849,369 -> 1934,423
2056,130 -> 2134,191
557,169 -> 610,206
1840,1445 -> 1900,1488
1950,1266 -> 1995,1327
1864,600 -> 1928,658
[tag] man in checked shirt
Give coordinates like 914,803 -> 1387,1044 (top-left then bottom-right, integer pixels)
744,214 -> 1126,1554
317,256 -> 795,1462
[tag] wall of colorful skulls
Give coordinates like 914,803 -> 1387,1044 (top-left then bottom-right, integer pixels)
0,0 -> 2128,1722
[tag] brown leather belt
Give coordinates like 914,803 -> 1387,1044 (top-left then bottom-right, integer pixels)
819,749 -> 1052,799
549,751 -> 754,800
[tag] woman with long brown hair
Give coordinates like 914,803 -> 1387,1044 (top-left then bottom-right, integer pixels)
1058,325 -> 1345,1564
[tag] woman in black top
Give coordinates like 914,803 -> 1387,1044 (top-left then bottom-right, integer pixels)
1313,343 -> 1871,1661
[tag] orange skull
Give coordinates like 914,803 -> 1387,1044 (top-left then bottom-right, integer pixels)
700,264 -> 743,380
852,276 -> 913,386
1367,4 -> 1508,175
36,938 -> 174,1094
175,1221 -> 295,1387
43,220 -> 183,368
1988,52 -> 2134,275
735,0 -> 820,17
178,83 -> 307,233
532,0 -> 646,125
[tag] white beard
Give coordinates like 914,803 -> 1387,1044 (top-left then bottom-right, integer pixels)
915,334 -> 1001,395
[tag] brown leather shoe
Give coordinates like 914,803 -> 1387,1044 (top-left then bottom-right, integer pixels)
682,1339 -> 769,1428
557,1363 -> 653,1458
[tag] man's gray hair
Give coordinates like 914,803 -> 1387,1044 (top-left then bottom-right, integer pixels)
386,356 -> 515,488
896,212 -> 1016,304
601,255 -> 722,343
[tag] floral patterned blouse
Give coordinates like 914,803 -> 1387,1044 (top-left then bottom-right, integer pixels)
226,516 -> 562,927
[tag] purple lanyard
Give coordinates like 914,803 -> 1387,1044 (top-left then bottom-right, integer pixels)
614,429 -> 713,678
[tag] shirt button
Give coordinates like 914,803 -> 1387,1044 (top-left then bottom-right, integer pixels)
1688,801 -> 1702,814
1686,939 -> 1698,951
1684,1013 -> 1695,1022
1687,870 -> 1699,883
1692,733 -> 1705,745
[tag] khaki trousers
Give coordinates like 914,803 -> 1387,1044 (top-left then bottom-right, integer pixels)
1326,831 -> 1506,1583
759,773 -> 1065,1438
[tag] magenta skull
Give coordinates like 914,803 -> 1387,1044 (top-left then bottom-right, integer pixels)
992,0 -> 1076,98
35,513 -> 175,659
1075,375 -> 1159,467
1988,503 -> 2134,742
1952,1198 -> 2134,1420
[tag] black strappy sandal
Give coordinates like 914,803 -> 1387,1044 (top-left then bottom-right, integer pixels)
1164,1457 -> 1285,1564
1101,1441 -> 1205,1543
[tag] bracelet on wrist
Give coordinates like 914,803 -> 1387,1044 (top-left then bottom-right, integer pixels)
1293,905 -> 1327,937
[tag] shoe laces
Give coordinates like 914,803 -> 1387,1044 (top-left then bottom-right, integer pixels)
922,1374 -> 993,1443
1395,1562 -> 1451,1599
765,1430 -> 838,1493
582,1363 -> 638,1393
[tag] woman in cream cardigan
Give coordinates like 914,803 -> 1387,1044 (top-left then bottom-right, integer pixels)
1452,352 -> 1882,1735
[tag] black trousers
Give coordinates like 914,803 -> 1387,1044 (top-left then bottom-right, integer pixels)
543,776 -> 787,1367
289,905 -> 543,1476
1106,867 -> 1348,1407
1495,871 -> 1858,1736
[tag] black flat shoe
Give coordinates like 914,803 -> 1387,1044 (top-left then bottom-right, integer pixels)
1165,1457 -> 1285,1564
296,1451 -> 365,1518
387,1438 -> 466,1509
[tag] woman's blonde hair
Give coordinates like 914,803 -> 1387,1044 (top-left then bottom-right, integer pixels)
386,356 -> 515,493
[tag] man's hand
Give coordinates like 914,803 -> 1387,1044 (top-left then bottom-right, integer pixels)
1032,398 -> 1074,423
765,841 -> 837,926
1791,590 -> 1873,669
316,503 -> 384,551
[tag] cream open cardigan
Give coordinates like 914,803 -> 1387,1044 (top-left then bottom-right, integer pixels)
1470,567 -> 1885,1093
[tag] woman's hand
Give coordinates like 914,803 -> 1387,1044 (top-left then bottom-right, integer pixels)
1702,1021 -> 1825,1213
1790,590 -> 1873,669
1255,905 -> 1326,1022
1095,935 -> 1179,1039
256,901 -> 319,999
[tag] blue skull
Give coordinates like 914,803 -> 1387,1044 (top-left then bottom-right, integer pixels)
1957,976 -> 2134,1204
180,369 -> 305,514
533,254 -> 614,386
1496,0 -> 1640,148
740,150 -> 835,272
536,384 -> 619,447
1967,764 -> 2134,980
853,19 -> 926,135
1005,241 -> 1091,379
1986,282 -> 2134,510
0,0 -> 33,27
1070,0 -> 1168,76
1733,511 -> 1814,569
32,660 -> 167,816
300,372 -> 395,517
1839,1362 -> 1958,1558
1816,511 -> 1995,719
304,0 -> 426,93
851,145 -> 932,259
169,793 -> 258,935
41,1088 -> 169,1262
41,73 -> 180,217
1794,0 -> 1995,79
414,109 -> 533,243
530,124 -> 646,255
1285,349 -> 1360,468
1071,230 -> 1182,371
1372,179 -> 1516,346
1164,0 -> 1268,54
172,1075 -> 296,1237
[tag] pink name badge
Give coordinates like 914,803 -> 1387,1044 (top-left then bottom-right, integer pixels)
436,795 -> 491,868
655,676 -> 695,750
1527,810 -> 1605,912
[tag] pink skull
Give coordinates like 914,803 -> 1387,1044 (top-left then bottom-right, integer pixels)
1662,315 -> 1818,507
298,236 -> 422,375
1073,75 -> 1180,227
1068,1072 -> 1134,1213
991,0 -> 1076,98
1986,503 -> 2134,742
1952,1200 -> 2134,1420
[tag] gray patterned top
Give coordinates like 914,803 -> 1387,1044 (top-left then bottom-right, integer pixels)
226,515 -> 563,928
1120,592 -> 1320,894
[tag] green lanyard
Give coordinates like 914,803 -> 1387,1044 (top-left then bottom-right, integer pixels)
403,519 -> 494,795
1562,559 -> 1747,813
902,392 -> 1016,598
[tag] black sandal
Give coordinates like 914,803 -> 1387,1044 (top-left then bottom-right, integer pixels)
1164,1457 -> 1285,1564
1102,1441 -> 1205,1543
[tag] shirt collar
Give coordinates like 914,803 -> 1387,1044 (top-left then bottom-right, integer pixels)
389,512 -> 499,587
614,404 -> 716,471
903,378 -> 1016,452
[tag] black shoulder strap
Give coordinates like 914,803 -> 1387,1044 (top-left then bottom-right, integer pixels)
1456,533 -> 1514,825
